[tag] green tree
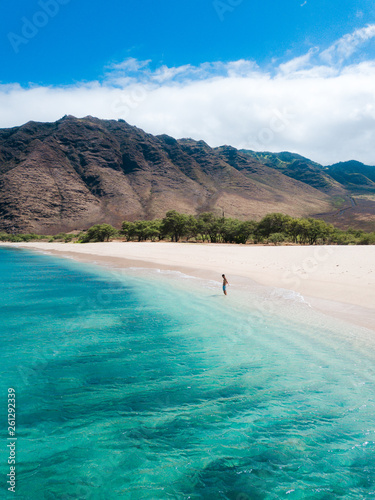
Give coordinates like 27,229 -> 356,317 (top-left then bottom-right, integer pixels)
143,220 -> 162,241
121,221 -> 136,241
184,215 -> 198,241
221,218 -> 241,243
196,212 -> 221,243
256,213 -> 292,238
285,218 -> 313,244
161,211 -> 189,242
286,218 -> 303,243
236,220 -> 257,244
81,224 -> 118,242
133,221 -> 150,241
268,233 -> 285,245
357,232 -> 375,245
330,229 -> 357,245
305,218 -> 334,245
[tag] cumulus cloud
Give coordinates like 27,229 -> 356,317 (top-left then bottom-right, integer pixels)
1,25 -> 375,165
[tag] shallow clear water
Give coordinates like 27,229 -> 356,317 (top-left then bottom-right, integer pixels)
1,247 -> 375,499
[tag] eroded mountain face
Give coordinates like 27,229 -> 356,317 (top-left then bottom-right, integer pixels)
1,115 -> 368,234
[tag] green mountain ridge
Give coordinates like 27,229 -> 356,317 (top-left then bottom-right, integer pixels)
240,150 -> 375,194
326,160 -> 375,190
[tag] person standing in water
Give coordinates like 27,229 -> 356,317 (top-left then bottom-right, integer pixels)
222,274 -> 229,295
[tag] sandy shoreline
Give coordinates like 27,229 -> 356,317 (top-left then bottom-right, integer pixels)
3,242 -> 375,331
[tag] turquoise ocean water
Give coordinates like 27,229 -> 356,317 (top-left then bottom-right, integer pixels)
1,247 -> 375,499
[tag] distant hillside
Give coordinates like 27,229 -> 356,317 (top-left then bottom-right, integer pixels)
237,150 -> 375,231
240,150 -> 344,193
0,116 -> 374,233
326,161 -> 375,191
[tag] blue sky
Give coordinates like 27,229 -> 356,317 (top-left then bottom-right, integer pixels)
1,0 -> 375,163
2,0 -> 375,84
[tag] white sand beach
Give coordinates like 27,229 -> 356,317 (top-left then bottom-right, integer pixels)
4,242 -> 375,331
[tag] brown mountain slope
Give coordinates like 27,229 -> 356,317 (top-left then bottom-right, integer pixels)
0,116 -> 333,233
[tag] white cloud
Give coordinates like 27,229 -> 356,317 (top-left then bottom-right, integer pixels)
278,47 -> 318,75
1,25 -> 375,165
108,58 -> 151,72
320,24 -> 375,65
